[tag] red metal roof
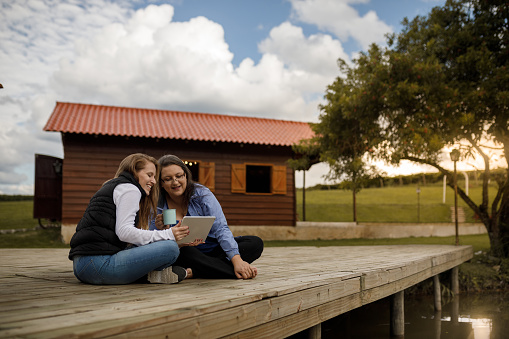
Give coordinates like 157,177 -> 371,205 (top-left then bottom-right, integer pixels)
44,102 -> 314,147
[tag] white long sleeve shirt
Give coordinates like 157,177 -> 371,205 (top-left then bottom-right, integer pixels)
113,183 -> 175,246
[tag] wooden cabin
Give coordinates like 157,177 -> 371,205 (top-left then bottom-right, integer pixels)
43,102 -> 314,242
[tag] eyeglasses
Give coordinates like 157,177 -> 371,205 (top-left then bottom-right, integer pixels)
161,173 -> 186,184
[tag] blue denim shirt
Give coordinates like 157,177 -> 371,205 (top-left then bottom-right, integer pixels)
149,184 -> 240,260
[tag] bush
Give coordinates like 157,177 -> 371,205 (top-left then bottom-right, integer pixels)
459,253 -> 509,292
0,195 -> 33,201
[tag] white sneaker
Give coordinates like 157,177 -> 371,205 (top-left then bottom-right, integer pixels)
148,266 -> 187,284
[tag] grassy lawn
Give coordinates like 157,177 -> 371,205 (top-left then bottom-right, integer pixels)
297,183 -> 493,223
0,228 -> 69,248
0,199 -> 67,248
1,182 -> 493,230
0,200 -> 39,230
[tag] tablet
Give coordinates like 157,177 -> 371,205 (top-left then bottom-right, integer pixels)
177,216 -> 216,245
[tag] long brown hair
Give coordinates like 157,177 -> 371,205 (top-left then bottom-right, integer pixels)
157,154 -> 196,210
115,153 -> 160,230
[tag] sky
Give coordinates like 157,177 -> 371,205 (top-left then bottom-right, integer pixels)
0,0 -> 470,195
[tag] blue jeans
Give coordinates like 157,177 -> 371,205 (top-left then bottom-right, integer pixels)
72,240 -> 179,285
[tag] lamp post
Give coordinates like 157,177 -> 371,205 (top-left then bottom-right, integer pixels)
450,149 -> 460,246
416,185 -> 421,222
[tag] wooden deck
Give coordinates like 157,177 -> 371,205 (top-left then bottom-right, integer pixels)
0,245 -> 473,338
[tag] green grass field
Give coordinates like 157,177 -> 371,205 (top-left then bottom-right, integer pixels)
296,183 -> 493,223
0,228 -> 69,248
0,200 -> 66,248
1,183 -> 491,230
0,200 -> 39,230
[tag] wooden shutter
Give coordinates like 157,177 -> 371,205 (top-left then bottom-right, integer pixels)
231,163 -> 246,193
199,162 -> 215,192
272,165 -> 287,195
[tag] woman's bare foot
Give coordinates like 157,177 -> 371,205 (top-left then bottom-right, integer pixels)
186,268 -> 193,279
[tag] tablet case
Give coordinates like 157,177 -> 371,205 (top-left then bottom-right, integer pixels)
177,216 -> 216,245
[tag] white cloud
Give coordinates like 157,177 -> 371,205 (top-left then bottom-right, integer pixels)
0,0 -> 132,194
0,0 -> 354,194
289,0 -> 393,50
51,6 -> 341,121
260,22 -> 342,73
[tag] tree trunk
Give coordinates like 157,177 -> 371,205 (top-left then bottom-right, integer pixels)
407,156 -> 509,258
495,202 -> 509,257
498,175 -> 509,258
302,171 -> 306,222
484,205 -> 509,258
353,185 -> 357,222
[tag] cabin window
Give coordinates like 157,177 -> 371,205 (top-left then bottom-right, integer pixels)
246,165 -> 271,193
184,160 -> 200,181
184,160 -> 215,192
231,163 -> 287,195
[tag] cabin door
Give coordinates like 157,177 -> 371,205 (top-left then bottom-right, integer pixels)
33,154 -> 63,227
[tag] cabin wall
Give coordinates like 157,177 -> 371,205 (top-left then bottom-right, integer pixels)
61,133 -> 296,230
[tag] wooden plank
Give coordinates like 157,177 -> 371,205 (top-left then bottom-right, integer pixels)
0,245 -> 473,338
222,293 -> 364,339
223,250 -> 472,339
38,278 -> 360,339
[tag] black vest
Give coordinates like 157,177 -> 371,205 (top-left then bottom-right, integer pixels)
68,172 -> 146,260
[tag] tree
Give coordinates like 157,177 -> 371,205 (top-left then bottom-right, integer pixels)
317,0 -> 509,255
313,61 -> 385,222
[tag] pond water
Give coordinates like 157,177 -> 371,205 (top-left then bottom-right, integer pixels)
291,293 -> 509,338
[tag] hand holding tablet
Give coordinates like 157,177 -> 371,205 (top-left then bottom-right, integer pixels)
176,216 -> 216,245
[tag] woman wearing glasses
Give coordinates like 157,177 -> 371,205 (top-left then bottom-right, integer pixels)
150,154 -> 263,279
